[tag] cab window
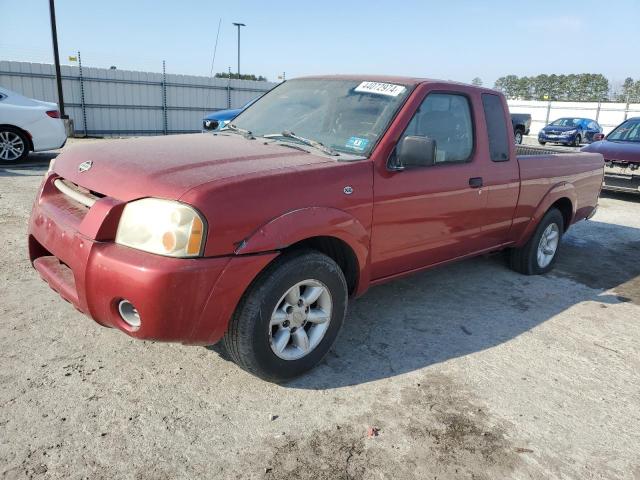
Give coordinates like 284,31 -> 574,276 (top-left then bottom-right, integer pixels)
481,93 -> 510,162
403,93 -> 473,164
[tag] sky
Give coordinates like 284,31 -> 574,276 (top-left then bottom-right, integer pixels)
1,0 -> 639,88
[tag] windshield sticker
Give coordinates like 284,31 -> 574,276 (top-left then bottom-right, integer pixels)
354,81 -> 406,97
345,136 -> 369,152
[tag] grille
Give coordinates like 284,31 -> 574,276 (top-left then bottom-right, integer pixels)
53,178 -> 103,208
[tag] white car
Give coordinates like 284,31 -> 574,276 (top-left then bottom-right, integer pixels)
0,86 -> 67,162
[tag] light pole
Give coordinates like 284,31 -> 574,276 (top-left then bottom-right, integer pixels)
48,0 -> 66,119
232,22 -> 245,77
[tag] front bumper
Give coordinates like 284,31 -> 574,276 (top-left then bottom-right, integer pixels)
539,133 -> 576,144
28,174 -> 277,345
602,167 -> 640,194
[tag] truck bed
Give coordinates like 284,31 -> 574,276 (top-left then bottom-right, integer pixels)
515,145 -> 604,230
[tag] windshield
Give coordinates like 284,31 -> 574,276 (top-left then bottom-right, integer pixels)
231,78 -> 413,156
550,118 -> 582,127
607,119 -> 640,143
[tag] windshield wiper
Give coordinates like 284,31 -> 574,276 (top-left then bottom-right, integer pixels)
263,131 -> 339,156
221,123 -> 254,139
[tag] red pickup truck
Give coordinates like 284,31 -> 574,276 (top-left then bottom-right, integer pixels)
29,76 -> 604,381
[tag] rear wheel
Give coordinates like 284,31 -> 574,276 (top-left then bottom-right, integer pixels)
509,208 -> 564,275
514,130 -> 524,145
223,250 -> 348,381
0,127 -> 29,162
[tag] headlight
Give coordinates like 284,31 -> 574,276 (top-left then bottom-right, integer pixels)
47,158 -> 56,175
115,198 -> 206,257
562,130 -> 577,136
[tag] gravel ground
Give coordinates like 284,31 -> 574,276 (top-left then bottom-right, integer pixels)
1,140 -> 639,480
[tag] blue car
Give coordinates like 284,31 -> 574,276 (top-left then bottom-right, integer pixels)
538,117 -> 602,147
202,98 -> 260,131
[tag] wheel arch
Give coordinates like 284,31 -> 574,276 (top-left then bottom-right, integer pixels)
515,183 -> 576,247
235,207 -> 371,296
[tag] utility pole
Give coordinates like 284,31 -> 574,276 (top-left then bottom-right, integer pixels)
232,22 -> 246,77
48,0 -> 67,118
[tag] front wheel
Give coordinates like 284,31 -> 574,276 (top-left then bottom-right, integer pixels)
223,250 -> 347,381
538,140 -> 546,146
573,135 -> 582,147
509,208 -> 564,275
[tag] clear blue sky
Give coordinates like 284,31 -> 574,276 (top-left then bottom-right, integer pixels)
1,0 -> 638,87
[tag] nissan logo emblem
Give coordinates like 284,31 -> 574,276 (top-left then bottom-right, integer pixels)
78,161 -> 93,172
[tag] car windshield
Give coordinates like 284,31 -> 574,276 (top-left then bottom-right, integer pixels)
607,119 -> 640,143
231,78 -> 413,156
550,118 -> 581,127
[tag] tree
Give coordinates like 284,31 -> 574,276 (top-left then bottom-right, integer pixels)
214,72 -> 268,81
619,77 -> 637,103
494,75 -> 520,99
471,77 -> 483,86
494,73 -> 612,101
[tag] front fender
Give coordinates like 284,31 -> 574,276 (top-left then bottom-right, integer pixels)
515,182 -> 577,247
236,207 -> 371,293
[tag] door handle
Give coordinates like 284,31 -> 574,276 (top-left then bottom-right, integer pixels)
469,177 -> 483,188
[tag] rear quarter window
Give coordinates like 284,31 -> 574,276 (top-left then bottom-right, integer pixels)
482,93 -> 510,162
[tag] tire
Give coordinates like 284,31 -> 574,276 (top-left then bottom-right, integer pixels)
573,135 -> 581,147
538,140 -> 546,146
0,127 -> 29,162
509,208 -> 564,275
223,250 -> 348,381
514,130 -> 523,145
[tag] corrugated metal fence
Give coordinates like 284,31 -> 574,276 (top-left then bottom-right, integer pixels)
0,61 -> 276,136
507,99 -> 640,136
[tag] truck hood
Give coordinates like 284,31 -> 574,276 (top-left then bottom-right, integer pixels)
53,134 -> 334,202
582,140 -> 640,163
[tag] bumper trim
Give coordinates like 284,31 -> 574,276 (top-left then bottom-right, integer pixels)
33,256 -> 81,308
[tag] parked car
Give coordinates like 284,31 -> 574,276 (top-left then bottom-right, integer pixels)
29,76 -> 603,381
538,117 -> 602,147
511,113 -> 531,144
582,117 -> 640,194
202,98 -> 260,131
0,86 -> 66,162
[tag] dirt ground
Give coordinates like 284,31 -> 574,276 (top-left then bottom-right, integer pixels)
1,140 -> 639,479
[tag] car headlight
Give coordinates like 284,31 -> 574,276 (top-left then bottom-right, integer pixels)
47,158 -> 56,175
115,198 -> 206,257
562,130 -> 577,136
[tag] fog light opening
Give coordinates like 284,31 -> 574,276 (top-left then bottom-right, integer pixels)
118,300 -> 141,329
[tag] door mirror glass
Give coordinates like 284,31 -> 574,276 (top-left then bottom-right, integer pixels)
203,119 -> 220,131
390,135 -> 436,170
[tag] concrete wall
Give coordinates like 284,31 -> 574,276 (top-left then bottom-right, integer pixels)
507,99 -> 640,135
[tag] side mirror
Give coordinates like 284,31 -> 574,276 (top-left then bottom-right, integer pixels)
593,133 -> 605,141
203,119 -> 220,131
389,135 -> 436,171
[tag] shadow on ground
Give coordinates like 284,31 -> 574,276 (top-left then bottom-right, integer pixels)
211,219 -> 639,389
0,152 -> 57,177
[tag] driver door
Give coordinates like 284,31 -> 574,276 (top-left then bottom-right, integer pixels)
370,89 -> 489,280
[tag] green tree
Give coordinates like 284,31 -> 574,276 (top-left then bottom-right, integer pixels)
471,77 -> 483,86
619,77 -> 637,102
215,72 -> 268,81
